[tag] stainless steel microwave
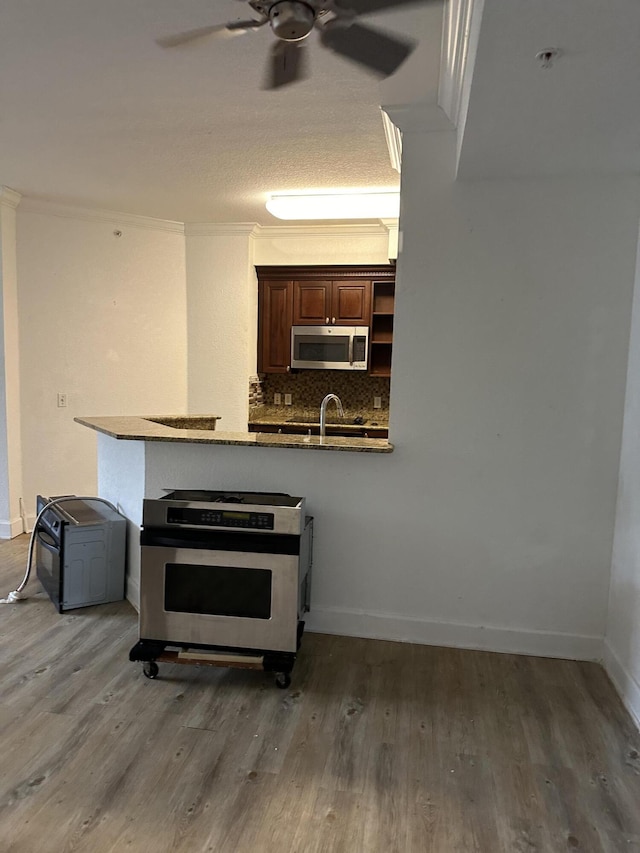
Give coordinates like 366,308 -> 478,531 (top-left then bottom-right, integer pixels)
291,325 -> 369,370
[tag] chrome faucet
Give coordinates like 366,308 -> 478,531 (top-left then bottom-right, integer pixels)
320,393 -> 344,439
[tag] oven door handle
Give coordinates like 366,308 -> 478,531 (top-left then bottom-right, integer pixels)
37,528 -> 59,551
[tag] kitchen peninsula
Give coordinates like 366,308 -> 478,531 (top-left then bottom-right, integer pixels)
75,415 -> 392,452
75,415 -> 393,611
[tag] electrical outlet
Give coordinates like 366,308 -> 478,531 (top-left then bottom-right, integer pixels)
284,394 -> 292,405
373,396 -> 382,409
57,392 -> 68,408
274,393 -> 281,405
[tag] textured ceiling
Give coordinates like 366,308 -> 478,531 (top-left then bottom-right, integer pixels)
4,1 -> 634,223
0,0 -> 444,224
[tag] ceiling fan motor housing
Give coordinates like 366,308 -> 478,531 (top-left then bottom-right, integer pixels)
269,1 -> 316,41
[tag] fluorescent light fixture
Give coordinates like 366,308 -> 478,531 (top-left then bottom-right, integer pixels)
266,189 -> 400,221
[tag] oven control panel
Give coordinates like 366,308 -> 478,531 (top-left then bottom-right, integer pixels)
166,507 -> 275,530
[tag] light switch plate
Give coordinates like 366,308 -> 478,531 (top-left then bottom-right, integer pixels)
373,396 -> 382,409
274,393 -> 281,405
284,394 -> 292,406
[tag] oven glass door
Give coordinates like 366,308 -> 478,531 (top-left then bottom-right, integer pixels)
140,545 -> 300,653
164,562 -> 272,619
35,528 -> 63,611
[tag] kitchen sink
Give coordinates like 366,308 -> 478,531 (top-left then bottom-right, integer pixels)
287,415 -> 367,425
145,416 -> 219,431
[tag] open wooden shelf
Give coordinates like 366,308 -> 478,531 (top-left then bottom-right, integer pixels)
369,281 -> 395,376
372,282 -> 395,314
369,342 -> 393,377
371,314 -> 393,342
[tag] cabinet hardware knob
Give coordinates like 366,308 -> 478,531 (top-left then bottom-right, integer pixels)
332,317 -> 336,324
326,317 -> 329,324
286,365 -> 290,372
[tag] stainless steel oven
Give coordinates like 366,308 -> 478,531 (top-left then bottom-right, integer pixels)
130,490 -> 313,683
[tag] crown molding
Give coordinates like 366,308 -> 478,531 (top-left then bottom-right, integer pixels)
381,101 -> 454,135
255,263 -> 395,280
438,0 -> 481,128
381,109 -> 402,173
0,187 -> 22,210
380,219 -> 399,260
18,198 -> 184,234
185,222 -> 260,238
13,204 -> 396,240
253,223 -> 392,240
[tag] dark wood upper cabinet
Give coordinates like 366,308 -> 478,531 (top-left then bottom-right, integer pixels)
331,280 -> 371,325
292,278 -> 372,325
256,264 -> 395,374
293,281 -> 332,324
258,280 -> 293,374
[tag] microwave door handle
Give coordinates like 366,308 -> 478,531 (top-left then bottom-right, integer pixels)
349,335 -> 354,365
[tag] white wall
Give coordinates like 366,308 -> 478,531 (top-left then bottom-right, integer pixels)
17,205 -> 187,519
185,226 -> 257,431
388,130 -> 640,657
606,227 -> 640,729
97,432 -> 146,606
0,190 -> 24,537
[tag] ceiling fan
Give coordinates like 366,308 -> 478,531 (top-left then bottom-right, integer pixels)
156,0 -> 435,89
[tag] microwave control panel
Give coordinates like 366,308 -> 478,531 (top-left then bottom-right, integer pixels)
166,507 -> 275,530
353,336 -> 366,362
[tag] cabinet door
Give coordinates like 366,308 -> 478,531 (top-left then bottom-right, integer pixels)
258,280 -> 293,373
331,280 -> 371,325
293,281 -> 332,325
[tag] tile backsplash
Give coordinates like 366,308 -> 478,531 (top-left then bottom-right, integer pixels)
249,375 -> 264,409
256,370 -> 390,419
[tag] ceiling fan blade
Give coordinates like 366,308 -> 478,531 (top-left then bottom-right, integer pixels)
320,21 -> 415,76
333,0 -> 436,12
156,20 -> 263,49
226,18 -> 267,32
264,42 -> 307,90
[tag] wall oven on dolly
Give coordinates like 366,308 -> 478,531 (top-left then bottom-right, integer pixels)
129,490 -> 313,688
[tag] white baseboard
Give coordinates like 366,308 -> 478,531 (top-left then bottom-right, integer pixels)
0,516 -> 26,539
603,639 -> 640,732
126,575 -> 140,613
305,606 -> 603,661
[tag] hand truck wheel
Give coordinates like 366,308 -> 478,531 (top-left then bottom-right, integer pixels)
275,672 -> 291,689
143,660 -> 159,679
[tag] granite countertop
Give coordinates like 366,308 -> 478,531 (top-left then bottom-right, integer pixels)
74,415 -> 393,454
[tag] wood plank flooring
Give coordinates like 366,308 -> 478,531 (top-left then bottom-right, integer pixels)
1,534 -> 639,852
